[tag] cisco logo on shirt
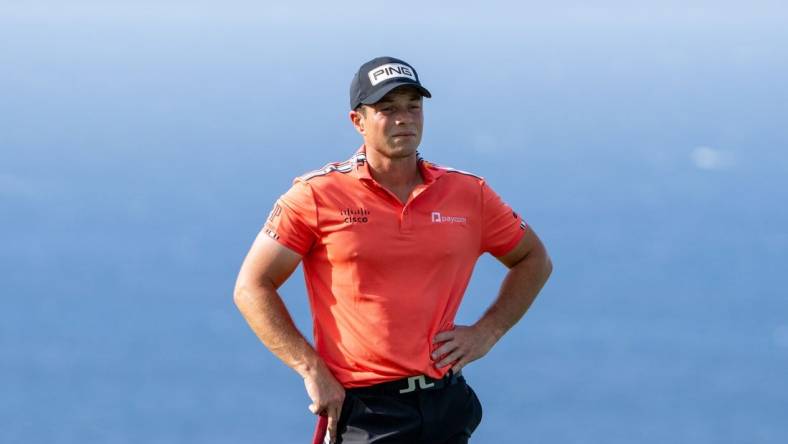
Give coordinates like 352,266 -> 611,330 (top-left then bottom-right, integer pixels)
368,63 -> 417,86
341,207 -> 370,224
431,212 -> 467,224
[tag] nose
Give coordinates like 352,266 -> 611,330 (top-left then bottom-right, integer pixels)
394,109 -> 416,125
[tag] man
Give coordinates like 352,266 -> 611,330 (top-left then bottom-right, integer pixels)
234,56 -> 552,443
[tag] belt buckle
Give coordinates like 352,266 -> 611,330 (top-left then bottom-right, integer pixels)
398,375 -> 435,394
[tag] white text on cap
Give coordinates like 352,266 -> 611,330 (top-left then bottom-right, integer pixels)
368,63 -> 417,86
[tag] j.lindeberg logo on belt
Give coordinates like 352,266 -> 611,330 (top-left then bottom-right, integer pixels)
399,375 -> 435,394
340,207 -> 370,224
431,211 -> 467,224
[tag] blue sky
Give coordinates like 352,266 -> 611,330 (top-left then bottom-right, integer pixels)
3,1 -> 787,23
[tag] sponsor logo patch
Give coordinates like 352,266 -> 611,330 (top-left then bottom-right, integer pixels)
341,207 -> 370,224
368,63 -> 416,86
431,211 -> 467,224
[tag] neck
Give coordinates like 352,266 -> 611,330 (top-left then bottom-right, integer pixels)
364,146 -> 422,189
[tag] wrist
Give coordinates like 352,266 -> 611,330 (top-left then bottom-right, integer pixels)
473,318 -> 505,346
297,354 -> 329,381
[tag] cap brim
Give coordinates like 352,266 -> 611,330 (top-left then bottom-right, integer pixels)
360,82 -> 432,106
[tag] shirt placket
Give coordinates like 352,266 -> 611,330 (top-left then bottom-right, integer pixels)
400,185 -> 429,232
363,181 -> 429,233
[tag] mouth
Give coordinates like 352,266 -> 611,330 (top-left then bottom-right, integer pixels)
392,133 -> 416,137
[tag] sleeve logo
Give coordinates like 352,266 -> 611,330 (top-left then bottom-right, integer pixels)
268,203 -> 282,222
263,227 -> 280,240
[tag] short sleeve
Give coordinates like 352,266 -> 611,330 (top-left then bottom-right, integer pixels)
480,180 -> 528,257
262,180 -> 319,256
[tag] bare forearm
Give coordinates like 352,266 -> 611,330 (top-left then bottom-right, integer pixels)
475,247 -> 552,341
234,283 -> 323,378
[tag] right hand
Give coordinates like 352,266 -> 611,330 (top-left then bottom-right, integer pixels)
304,363 -> 346,444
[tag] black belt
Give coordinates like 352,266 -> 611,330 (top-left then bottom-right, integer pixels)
348,370 -> 464,396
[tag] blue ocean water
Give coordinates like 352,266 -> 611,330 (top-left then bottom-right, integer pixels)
2,8 -> 787,443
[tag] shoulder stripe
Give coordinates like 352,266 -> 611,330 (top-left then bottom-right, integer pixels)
297,152 -> 366,181
431,163 -> 483,180
299,163 -> 352,181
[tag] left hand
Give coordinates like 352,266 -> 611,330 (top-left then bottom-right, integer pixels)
431,324 -> 498,372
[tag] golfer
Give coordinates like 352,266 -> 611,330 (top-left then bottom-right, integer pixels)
235,56 -> 552,443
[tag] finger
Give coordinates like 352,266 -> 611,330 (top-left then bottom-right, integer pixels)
327,405 -> 341,443
452,358 -> 466,372
433,330 -> 455,343
430,341 -> 458,361
308,402 -> 320,415
437,349 -> 464,368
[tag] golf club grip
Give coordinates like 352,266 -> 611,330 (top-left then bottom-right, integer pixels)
311,414 -> 328,444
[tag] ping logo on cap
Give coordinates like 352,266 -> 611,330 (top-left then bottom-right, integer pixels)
368,63 -> 416,86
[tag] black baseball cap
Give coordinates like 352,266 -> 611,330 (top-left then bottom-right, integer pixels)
349,56 -> 432,110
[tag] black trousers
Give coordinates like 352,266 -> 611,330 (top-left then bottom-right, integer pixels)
336,373 -> 483,444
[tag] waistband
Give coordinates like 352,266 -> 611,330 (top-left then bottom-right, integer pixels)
347,370 -> 464,396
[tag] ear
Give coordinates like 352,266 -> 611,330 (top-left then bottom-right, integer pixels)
349,109 -> 365,135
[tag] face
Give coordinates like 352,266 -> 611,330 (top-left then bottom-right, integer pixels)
350,86 -> 424,159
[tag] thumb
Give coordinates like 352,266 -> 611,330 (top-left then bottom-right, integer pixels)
308,402 -> 320,415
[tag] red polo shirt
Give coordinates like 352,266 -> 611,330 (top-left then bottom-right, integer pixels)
263,147 -> 527,387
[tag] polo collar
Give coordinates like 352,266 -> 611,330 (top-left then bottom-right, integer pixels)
352,145 -> 447,185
